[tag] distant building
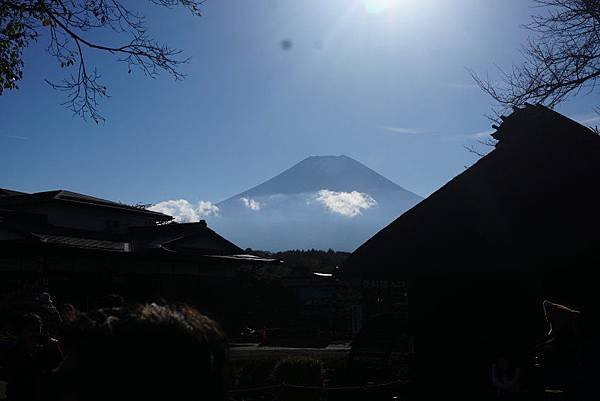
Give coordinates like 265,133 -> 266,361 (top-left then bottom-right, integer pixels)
340,104 -> 600,397
0,189 -> 277,318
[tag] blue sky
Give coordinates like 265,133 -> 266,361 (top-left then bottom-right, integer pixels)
1,0 -> 599,205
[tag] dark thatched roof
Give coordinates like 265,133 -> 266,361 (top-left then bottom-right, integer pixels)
341,104 -> 600,279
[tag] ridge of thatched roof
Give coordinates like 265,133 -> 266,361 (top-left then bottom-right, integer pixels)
341,105 -> 600,279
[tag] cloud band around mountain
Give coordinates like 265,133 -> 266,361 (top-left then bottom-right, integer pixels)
315,189 -> 377,217
240,197 -> 262,211
148,199 -> 219,223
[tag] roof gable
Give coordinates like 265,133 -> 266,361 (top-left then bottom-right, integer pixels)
341,105 -> 600,278
130,222 -> 243,255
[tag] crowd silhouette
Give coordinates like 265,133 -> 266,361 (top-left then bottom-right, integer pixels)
0,291 -> 591,401
1,293 -> 227,401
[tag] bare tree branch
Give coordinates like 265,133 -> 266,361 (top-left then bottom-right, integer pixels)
1,0 -> 205,122
472,0 -> 600,116
463,138 -> 498,158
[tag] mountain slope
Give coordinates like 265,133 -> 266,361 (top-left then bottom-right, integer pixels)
208,155 -> 422,251
223,155 -> 415,200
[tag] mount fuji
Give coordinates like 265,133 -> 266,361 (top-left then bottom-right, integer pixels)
206,155 -> 422,251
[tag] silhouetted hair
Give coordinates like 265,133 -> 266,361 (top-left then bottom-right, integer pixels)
58,303 -> 80,324
543,300 -> 581,338
58,303 -> 227,401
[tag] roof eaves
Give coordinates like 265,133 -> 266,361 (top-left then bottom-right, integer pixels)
52,191 -> 171,220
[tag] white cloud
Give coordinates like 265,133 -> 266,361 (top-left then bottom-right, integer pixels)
148,199 -> 219,223
148,200 -> 199,222
315,190 -> 377,217
380,126 -> 421,134
197,200 -> 220,217
442,129 -> 495,142
240,197 -> 262,211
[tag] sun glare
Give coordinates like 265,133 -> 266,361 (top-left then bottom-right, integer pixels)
363,0 -> 393,14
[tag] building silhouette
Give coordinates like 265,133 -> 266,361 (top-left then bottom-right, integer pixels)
341,104 -> 600,398
0,188 -> 276,321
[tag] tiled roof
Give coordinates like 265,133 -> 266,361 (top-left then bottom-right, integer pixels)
32,233 -> 129,252
0,189 -> 171,220
131,222 -> 243,254
0,188 -> 26,197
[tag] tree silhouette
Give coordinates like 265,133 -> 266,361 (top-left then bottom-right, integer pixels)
1,0 -> 204,122
472,0 -> 600,113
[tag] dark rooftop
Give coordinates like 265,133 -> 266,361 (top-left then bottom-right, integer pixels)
0,189 -> 171,220
0,188 -> 26,197
341,104 -> 600,279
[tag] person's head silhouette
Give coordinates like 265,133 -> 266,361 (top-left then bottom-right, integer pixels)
57,303 -> 227,401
